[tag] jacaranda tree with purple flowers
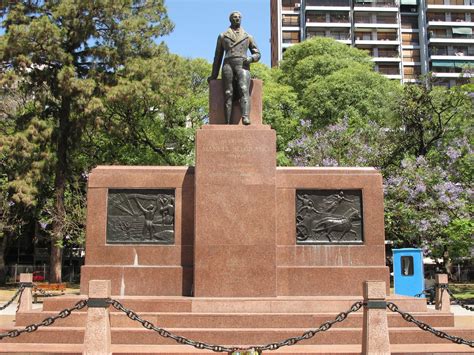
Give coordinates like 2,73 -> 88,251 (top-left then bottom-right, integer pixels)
281,39 -> 473,276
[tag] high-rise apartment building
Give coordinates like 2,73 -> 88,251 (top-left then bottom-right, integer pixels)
271,0 -> 474,85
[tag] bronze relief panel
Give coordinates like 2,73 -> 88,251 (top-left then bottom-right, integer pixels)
296,190 -> 363,244
106,189 -> 175,244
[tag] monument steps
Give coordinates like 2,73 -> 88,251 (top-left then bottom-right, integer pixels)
15,310 -> 455,328
1,326 -> 473,347
0,343 -> 473,354
40,295 -> 428,313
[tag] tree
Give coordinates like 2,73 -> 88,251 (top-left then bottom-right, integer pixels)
384,141 -> 473,276
0,0 -> 173,282
278,37 -> 400,129
251,63 -> 300,165
94,56 -> 210,166
384,75 -> 473,168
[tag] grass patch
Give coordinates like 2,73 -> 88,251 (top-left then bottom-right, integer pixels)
449,283 -> 474,300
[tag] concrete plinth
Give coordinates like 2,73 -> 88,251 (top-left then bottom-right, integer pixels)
194,125 -> 277,297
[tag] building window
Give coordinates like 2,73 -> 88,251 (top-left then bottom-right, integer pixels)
306,12 -> 326,23
401,256 -> 414,276
378,48 -> 399,58
378,64 -> 400,75
404,66 -> 421,79
307,29 -> 326,38
283,31 -> 300,44
403,49 -> 421,62
377,31 -> 398,41
451,12 -> 467,22
282,0 -> 301,11
282,15 -> 299,26
402,32 -> 419,45
427,13 -> 446,22
306,0 -> 350,6
401,16 -> 419,29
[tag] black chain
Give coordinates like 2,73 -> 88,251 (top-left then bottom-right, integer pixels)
0,285 -> 26,311
386,301 -> 473,347
32,283 -> 62,298
414,286 -> 435,298
108,298 -> 363,353
0,299 -> 87,340
442,286 -> 474,312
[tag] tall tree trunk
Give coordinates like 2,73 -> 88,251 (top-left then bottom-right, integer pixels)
442,246 -> 453,281
0,235 -> 8,285
50,97 -> 71,283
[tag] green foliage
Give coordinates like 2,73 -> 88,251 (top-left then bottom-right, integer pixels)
280,37 -> 373,93
0,0 -> 176,281
252,63 -> 299,166
278,37 -> 400,128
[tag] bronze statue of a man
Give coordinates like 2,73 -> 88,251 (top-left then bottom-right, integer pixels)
208,11 -> 261,125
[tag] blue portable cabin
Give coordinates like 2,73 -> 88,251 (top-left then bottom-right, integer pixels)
393,248 -> 424,297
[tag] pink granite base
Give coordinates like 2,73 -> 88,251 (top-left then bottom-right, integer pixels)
208,79 -> 263,125
194,125 -> 277,297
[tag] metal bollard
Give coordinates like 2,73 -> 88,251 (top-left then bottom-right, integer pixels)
17,273 -> 33,313
435,274 -> 450,313
362,281 -> 390,355
83,280 -> 112,355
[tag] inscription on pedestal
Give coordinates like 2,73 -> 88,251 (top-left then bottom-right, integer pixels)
106,189 -> 175,244
296,190 -> 363,244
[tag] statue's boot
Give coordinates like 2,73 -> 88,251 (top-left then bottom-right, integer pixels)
241,96 -> 250,125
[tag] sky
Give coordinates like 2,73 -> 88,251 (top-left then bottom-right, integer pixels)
162,0 -> 271,66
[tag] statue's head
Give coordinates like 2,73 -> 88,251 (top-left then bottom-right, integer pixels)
229,11 -> 242,26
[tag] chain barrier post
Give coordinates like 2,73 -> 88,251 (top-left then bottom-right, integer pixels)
362,281 -> 390,355
435,274 -> 450,312
83,280 -> 111,355
17,273 -> 33,313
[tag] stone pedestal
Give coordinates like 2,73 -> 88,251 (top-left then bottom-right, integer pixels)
80,166 -> 194,296
209,79 -> 263,125
194,125 -> 277,297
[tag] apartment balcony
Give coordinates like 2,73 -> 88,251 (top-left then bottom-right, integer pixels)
355,32 -> 399,45
372,56 -> 402,62
354,21 -> 399,29
306,6 -> 351,11
282,26 -> 301,31
430,59 -> 473,76
427,20 -> 474,28
428,33 -> 474,44
306,21 -> 351,28
354,0 -> 399,12
431,54 -> 474,60
307,32 -> 352,44
432,73 -> 470,79
305,0 -> 350,11
427,0 -> 474,11
282,42 -> 297,49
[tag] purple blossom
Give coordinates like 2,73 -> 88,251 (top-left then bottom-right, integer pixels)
39,221 -> 48,229
322,157 -> 339,167
386,176 -> 403,187
414,182 -> 426,194
415,156 -> 427,166
446,147 -> 461,161
401,159 -> 411,169
419,219 -> 431,232
8,201 -> 14,206
439,212 -> 450,226
300,119 -> 311,128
